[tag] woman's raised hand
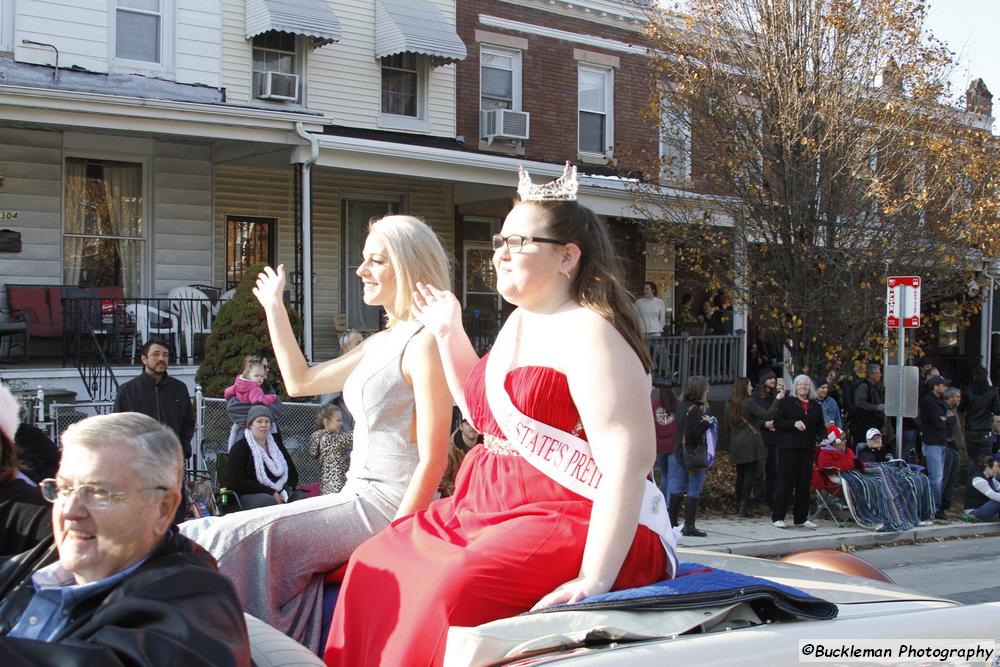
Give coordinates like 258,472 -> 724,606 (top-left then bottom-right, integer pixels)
411,282 -> 462,338
252,265 -> 286,311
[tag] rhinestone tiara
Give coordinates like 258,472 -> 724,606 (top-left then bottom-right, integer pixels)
517,162 -> 578,201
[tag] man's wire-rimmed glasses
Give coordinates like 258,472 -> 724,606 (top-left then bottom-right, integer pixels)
40,479 -> 169,510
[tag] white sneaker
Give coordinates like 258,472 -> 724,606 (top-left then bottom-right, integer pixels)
798,520 -> 818,529
772,520 -> 787,528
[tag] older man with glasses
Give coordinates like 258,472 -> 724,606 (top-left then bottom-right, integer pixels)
0,412 -> 250,667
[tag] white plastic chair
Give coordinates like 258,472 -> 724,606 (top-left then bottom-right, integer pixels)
125,303 -> 179,362
168,286 -> 213,364
212,288 -> 236,319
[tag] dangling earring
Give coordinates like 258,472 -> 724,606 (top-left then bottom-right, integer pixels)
560,269 -> 571,279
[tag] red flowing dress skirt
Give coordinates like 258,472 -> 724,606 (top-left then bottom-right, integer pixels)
324,362 -> 667,667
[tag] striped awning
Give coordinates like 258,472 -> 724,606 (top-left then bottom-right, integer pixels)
245,0 -> 342,48
375,0 -> 468,66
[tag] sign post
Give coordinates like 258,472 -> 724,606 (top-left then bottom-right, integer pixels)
886,276 -> 921,459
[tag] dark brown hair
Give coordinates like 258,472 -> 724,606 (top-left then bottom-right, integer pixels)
519,200 -> 651,373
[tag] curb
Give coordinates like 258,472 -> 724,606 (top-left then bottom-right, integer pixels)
702,522 -> 1000,558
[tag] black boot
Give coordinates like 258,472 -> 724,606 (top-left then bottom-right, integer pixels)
682,498 -> 707,537
668,494 -> 684,529
738,478 -> 753,518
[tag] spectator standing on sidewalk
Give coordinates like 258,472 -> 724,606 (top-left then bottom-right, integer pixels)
962,455 -> 1000,522
727,377 -> 776,518
652,376 -> 677,503
635,281 -> 666,337
940,387 -> 963,515
961,367 -> 1000,471
113,339 -> 194,460
752,369 -> 782,507
919,375 -> 954,518
815,376 -> 843,431
772,375 -> 824,529
851,363 -> 885,449
670,376 -> 715,537
309,403 -> 352,496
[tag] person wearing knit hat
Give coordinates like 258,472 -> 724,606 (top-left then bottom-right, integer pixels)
815,375 -> 843,431
758,368 -> 776,384
225,404 -> 306,510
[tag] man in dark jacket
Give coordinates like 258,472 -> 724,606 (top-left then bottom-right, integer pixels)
0,412 -> 250,667
852,363 -> 885,448
752,369 -> 783,507
961,366 -> 1000,470
919,375 -> 954,518
113,340 -> 194,459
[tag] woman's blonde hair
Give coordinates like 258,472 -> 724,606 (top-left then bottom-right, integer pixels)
369,215 -> 451,327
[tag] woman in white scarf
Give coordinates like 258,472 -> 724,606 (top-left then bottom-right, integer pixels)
227,405 -> 305,508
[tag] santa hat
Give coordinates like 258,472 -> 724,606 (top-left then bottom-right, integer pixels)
0,383 -> 20,444
826,424 -> 844,443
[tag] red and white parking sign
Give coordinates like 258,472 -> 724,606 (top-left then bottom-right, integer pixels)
886,276 -> 921,328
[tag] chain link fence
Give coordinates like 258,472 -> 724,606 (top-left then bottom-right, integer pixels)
35,389 -> 326,491
200,397 -> 324,489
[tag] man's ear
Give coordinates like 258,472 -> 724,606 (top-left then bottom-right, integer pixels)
155,489 -> 182,533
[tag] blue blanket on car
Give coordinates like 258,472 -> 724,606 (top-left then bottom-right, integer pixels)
530,562 -> 838,622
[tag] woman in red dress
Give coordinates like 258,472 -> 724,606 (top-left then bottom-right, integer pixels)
324,166 -> 677,667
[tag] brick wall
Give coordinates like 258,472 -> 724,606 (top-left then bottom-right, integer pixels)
456,1 -> 658,173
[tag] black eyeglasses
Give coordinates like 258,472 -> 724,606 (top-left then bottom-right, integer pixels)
492,234 -> 568,253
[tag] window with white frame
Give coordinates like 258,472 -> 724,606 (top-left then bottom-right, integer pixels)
659,101 -> 691,182
342,197 -> 402,331
480,46 -> 521,112
578,64 -> 614,156
63,158 -> 145,297
252,32 -> 301,102
115,0 -> 164,64
381,53 -> 422,117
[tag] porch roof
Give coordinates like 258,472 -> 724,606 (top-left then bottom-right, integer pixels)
0,84 -> 330,143
300,129 -> 737,221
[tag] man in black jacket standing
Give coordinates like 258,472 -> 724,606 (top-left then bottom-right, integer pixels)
919,375 -> 954,519
113,340 -> 194,459
0,412 -> 250,667
852,363 -> 885,448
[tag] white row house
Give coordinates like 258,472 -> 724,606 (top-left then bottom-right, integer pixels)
0,0 -> 735,401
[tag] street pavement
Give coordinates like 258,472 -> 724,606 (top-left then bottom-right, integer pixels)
857,536 -> 1000,604
677,513 -> 1000,558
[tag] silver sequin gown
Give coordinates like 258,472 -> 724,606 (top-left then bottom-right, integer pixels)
180,320 -> 424,653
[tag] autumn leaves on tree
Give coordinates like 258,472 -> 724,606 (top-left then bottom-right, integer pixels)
632,0 -> 999,373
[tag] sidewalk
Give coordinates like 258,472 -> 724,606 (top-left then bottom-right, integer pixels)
678,515 -> 1000,558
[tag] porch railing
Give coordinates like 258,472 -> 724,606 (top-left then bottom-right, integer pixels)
62,296 -> 217,366
649,331 -> 745,387
64,302 -> 119,401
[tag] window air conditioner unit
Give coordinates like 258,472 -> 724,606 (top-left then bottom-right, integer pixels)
254,71 -> 299,101
482,109 -> 530,142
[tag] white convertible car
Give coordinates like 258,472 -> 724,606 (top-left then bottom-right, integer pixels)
248,548 -> 1000,667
